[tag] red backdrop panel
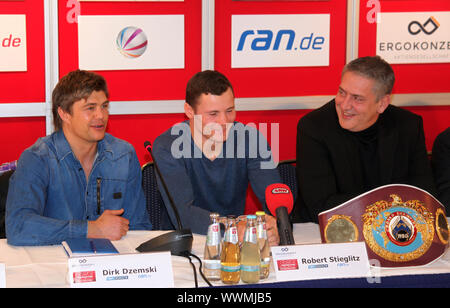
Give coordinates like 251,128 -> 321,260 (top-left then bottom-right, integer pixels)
107,113 -> 187,164
0,117 -> 46,163
58,0 -> 202,102
215,0 -> 347,98
406,105 -> 450,150
359,0 -> 450,94
0,0 -> 46,103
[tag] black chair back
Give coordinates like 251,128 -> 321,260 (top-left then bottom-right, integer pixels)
142,162 -> 165,230
0,170 -> 14,239
277,159 -> 298,202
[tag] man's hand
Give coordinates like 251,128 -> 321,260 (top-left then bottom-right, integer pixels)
237,219 -> 246,244
87,209 -> 130,241
265,215 -> 280,246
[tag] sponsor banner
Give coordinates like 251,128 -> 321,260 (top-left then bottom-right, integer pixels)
0,14 -> 27,72
231,14 -> 330,68
377,12 -> 450,64
78,15 -> 184,71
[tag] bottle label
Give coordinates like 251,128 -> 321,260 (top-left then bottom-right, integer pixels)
257,223 -> 267,239
206,223 -> 220,246
261,258 -> 270,267
224,227 -> 238,244
221,265 -> 241,272
244,227 -> 257,244
240,265 -> 260,272
204,259 -> 221,270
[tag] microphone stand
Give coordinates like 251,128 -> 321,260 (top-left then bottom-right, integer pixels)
136,141 -> 193,256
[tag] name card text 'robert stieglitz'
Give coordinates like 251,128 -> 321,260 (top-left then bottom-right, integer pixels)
271,242 -> 370,282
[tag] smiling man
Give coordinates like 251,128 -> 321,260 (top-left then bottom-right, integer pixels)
153,70 -> 281,246
6,70 -> 151,246
293,56 -> 436,223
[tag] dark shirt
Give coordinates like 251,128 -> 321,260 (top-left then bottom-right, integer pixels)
348,121 -> 380,191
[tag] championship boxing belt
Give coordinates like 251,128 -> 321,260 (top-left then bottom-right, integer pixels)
318,184 -> 449,267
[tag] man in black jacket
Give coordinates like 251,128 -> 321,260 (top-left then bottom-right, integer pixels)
432,127 -> 450,213
294,56 -> 436,223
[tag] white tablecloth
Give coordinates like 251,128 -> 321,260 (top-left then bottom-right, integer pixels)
0,223 -> 449,288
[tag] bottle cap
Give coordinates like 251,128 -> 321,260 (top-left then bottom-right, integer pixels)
247,215 -> 256,219
255,211 -> 266,216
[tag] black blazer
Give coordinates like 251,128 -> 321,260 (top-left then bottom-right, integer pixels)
293,99 -> 436,223
431,127 -> 450,212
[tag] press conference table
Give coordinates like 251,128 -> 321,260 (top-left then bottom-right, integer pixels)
1,223 -> 449,288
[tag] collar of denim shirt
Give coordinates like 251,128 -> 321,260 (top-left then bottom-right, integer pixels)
52,130 -> 115,163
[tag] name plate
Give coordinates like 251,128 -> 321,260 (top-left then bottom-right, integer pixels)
0,264 -> 5,288
271,242 -> 370,282
68,252 -> 174,288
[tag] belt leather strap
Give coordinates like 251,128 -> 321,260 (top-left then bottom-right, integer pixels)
318,184 -> 449,267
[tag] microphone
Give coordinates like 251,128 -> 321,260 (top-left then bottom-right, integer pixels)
136,141 -> 193,256
265,183 -> 295,246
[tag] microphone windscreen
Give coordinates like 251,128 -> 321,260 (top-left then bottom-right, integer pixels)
265,183 -> 294,216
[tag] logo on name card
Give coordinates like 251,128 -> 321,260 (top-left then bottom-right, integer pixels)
232,14 -> 330,68
73,271 -> 96,284
276,259 -> 299,271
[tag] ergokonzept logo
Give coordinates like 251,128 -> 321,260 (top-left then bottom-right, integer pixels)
232,14 -> 330,68
408,16 -> 440,35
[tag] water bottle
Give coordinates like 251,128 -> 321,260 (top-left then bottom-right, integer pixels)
203,213 -> 221,281
220,215 -> 240,284
256,211 -> 271,279
240,215 -> 260,283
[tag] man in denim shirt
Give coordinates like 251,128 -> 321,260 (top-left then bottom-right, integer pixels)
6,70 -> 151,246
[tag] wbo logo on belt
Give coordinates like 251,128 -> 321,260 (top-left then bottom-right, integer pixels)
318,184 -> 449,267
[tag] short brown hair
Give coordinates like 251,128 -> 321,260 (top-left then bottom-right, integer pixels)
186,70 -> 234,109
52,70 -> 109,131
342,56 -> 395,100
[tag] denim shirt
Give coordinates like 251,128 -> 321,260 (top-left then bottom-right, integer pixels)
6,130 -> 151,246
